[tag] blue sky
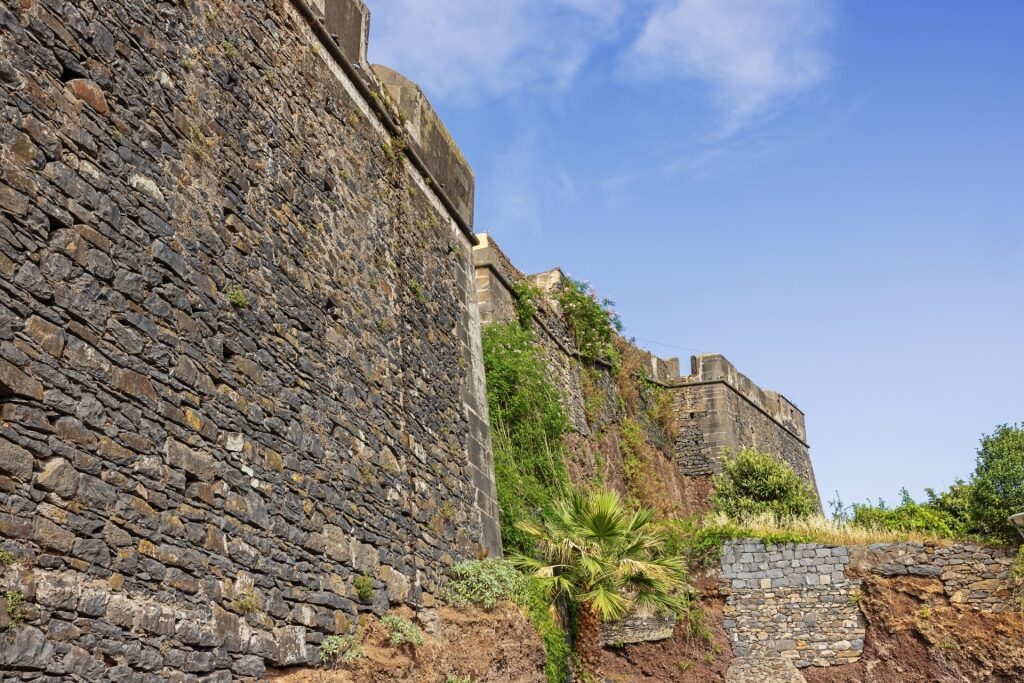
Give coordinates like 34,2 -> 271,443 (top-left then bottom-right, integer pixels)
367,0 -> 1024,510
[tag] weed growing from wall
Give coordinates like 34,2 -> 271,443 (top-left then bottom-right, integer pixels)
482,323 -> 570,554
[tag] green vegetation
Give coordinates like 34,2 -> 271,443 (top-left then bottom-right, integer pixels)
233,593 -> 258,614
446,676 -> 474,683
2,589 -> 25,634
227,284 -> 248,308
711,449 -> 817,521
444,559 -> 525,610
319,634 -> 364,665
482,322 -> 571,554
380,613 -> 424,647
0,549 -> 15,567
554,278 -> 623,367
512,280 -> 543,330
837,423 -> 1024,544
444,559 -> 572,683
1011,553 -> 1024,615
511,489 -> 689,673
409,280 -> 426,303
353,575 -> 374,602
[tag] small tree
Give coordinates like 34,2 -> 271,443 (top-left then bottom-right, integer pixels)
510,489 -> 688,675
711,449 -> 817,520
967,423 -> 1024,544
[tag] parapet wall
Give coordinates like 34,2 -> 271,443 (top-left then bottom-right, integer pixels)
0,0 -> 496,678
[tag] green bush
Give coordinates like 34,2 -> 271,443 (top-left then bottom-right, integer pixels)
554,278 -> 623,367
318,635 -> 364,665
353,574 -> 374,602
844,424 -> 1024,544
482,323 -> 570,553
380,614 -> 424,647
711,449 -> 817,521
966,423 -> 1024,544
850,489 -> 964,538
444,560 -> 527,610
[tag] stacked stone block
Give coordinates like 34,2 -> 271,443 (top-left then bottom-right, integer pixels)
721,541 -> 865,668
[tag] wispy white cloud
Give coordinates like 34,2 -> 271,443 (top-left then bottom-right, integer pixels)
366,0 -> 623,103
625,0 -> 835,132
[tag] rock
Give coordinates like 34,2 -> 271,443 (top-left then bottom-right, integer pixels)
0,436 -> 33,480
0,625 -> 55,668
24,315 -> 66,357
67,78 -> 109,116
0,358 -> 44,400
271,625 -> 308,665
37,457 -> 80,497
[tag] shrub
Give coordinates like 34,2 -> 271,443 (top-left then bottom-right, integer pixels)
444,560 -> 526,610
850,489 -> 964,538
554,278 -> 623,367
511,280 -> 543,331
711,449 -> 817,521
380,614 -> 424,647
2,589 -> 25,634
353,575 -> 374,602
966,423 -> 1024,544
227,284 -> 248,308
482,323 -> 570,553
319,635 -> 364,665
0,549 -> 15,567
511,489 -> 689,674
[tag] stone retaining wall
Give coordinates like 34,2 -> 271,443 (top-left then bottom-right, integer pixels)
720,539 -> 1018,676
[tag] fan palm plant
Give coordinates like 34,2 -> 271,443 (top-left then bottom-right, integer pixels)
510,489 -> 689,674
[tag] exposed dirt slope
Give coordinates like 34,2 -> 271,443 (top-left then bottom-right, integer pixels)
268,605 -> 545,683
600,576 -> 732,683
803,575 -> 1024,683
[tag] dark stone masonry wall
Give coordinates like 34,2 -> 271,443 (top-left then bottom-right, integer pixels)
0,0 -> 498,679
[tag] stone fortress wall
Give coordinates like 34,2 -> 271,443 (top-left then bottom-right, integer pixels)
471,234 -> 817,497
0,0 -> 499,678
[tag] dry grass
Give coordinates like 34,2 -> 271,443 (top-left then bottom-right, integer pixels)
704,511 -> 960,547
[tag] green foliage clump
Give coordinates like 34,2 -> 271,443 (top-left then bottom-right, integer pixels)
843,423 -> 1024,544
967,423 -> 1024,543
319,635 -> 364,665
444,560 -> 526,610
482,323 -> 570,553
711,449 -> 817,521
554,278 -> 623,367
227,284 -> 248,308
512,280 -> 543,330
0,549 -> 15,567
380,614 -> 424,647
850,488 -> 964,538
2,589 -> 25,634
353,574 -> 374,602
